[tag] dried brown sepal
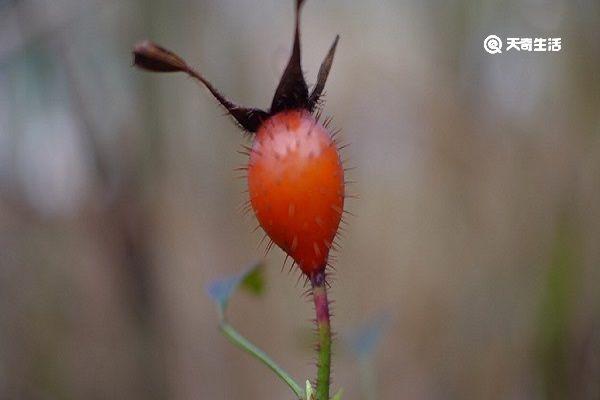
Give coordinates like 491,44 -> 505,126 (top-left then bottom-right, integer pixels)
132,40 -> 187,73
132,40 -> 269,132
307,35 -> 339,112
270,0 -> 309,113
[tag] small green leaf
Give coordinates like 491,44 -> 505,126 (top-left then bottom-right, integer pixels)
305,380 -> 314,400
205,261 -> 265,316
331,388 -> 343,400
241,262 -> 265,295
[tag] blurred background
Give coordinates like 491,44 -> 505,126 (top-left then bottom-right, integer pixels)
1,0 -> 599,399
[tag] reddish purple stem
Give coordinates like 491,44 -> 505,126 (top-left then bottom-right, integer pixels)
311,270 -> 331,400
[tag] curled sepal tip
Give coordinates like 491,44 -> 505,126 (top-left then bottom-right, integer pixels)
132,40 -> 187,72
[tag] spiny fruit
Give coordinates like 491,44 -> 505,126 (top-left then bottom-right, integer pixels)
249,110 -> 344,274
133,0 -> 344,277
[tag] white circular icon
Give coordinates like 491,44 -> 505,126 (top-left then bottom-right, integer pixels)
484,35 -> 503,54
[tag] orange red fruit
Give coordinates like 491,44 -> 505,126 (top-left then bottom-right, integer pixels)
248,110 -> 344,275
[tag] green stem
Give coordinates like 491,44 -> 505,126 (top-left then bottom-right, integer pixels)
219,322 -> 304,399
311,272 -> 331,400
